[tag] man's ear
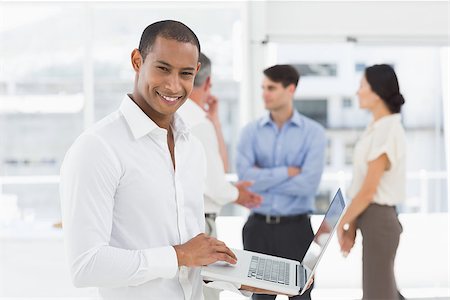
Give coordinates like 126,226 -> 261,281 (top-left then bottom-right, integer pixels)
288,84 -> 296,94
204,76 -> 211,91
131,49 -> 143,72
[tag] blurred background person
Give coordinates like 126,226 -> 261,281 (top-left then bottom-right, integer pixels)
337,64 -> 406,300
178,52 -> 262,300
236,64 -> 327,300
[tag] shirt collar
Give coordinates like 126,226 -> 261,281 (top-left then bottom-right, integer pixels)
370,113 -> 402,130
172,112 -> 190,139
258,114 -> 272,127
289,110 -> 303,127
258,109 -> 303,128
120,94 -> 190,140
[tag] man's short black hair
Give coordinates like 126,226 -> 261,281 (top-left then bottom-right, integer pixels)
263,65 -> 300,88
138,20 -> 201,61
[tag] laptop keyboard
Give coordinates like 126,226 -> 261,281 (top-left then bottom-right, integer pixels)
247,256 -> 290,285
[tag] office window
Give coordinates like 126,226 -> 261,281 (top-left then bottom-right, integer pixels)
345,142 -> 355,165
0,2 -> 244,222
355,62 -> 395,73
325,139 -> 332,166
342,97 -> 353,108
0,3 -> 85,220
355,62 -> 366,72
292,63 -> 337,77
293,99 -> 328,127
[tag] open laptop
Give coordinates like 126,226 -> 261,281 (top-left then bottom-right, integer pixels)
201,188 -> 347,296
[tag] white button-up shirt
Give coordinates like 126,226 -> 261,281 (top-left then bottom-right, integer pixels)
177,99 -> 238,214
60,95 -> 206,299
347,113 -> 406,206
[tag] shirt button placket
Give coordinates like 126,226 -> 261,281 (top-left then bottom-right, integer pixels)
174,168 -> 191,299
275,131 -> 282,166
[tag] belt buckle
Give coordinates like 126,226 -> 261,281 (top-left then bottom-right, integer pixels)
205,213 -> 217,220
265,215 -> 281,224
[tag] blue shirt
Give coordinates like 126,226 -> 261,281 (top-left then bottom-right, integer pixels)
236,110 -> 326,216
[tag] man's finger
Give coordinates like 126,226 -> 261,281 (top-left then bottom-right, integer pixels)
252,197 -> 263,204
212,239 -> 226,247
249,201 -> 261,208
222,246 -> 237,261
213,245 -> 237,261
237,180 -> 253,188
214,253 -> 237,264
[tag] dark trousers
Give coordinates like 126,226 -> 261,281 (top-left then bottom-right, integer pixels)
242,214 -> 314,300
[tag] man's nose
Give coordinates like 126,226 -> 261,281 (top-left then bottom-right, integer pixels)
165,74 -> 181,93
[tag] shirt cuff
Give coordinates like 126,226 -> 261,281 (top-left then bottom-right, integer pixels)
230,185 -> 239,203
143,246 -> 178,279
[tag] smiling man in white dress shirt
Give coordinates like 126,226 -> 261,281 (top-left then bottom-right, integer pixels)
59,20 -> 238,300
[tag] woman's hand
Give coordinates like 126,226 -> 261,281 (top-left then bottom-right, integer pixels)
338,223 -> 356,257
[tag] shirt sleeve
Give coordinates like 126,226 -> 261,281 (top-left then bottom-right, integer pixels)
367,125 -> 403,170
60,133 -> 178,288
268,126 -> 327,197
236,124 -> 290,192
191,122 -> 238,206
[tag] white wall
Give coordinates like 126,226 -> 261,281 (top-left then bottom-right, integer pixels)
244,1 -> 450,121
265,1 -> 449,44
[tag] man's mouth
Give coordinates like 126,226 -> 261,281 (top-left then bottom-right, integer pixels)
156,91 -> 182,103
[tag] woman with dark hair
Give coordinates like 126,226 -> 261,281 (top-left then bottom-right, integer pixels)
337,64 -> 406,299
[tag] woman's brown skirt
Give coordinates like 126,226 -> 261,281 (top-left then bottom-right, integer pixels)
357,203 -> 403,300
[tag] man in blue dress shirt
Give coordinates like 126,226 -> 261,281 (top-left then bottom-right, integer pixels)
236,65 -> 326,300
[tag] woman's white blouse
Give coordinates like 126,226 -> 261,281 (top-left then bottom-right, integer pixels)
347,114 -> 406,206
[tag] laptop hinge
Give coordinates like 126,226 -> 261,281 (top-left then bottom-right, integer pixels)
296,265 -> 300,286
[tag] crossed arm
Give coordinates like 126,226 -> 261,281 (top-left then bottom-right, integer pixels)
236,126 -> 326,197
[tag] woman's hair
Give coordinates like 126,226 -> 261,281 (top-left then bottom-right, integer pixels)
365,64 -> 405,113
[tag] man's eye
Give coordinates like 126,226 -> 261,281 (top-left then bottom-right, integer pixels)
182,72 -> 193,76
158,66 -> 169,72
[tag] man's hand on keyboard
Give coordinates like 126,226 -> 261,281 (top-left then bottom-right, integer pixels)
173,233 -> 237,267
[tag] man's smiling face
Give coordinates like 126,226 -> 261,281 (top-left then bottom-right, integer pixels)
135,35 -> 200,119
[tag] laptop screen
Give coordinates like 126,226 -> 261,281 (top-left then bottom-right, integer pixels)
301,189 -> 346,272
